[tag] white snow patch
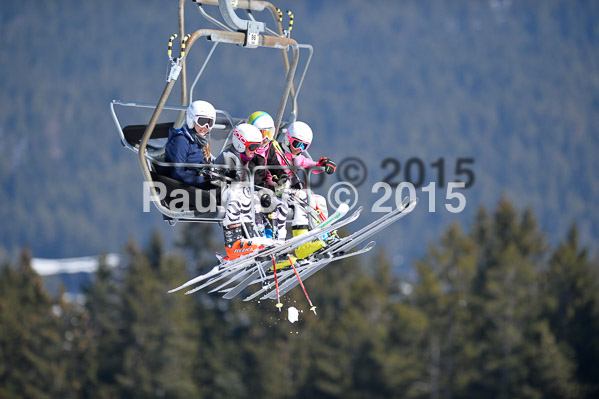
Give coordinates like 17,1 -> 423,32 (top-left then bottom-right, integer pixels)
32,254 -> 121,276
400,282 -> 413,296
288,306 -> 299,323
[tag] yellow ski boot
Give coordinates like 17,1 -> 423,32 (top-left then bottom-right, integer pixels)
271,255 -> 297,271
292,227 -> 327,260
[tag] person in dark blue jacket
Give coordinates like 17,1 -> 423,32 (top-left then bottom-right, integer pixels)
165,100 -> 216,188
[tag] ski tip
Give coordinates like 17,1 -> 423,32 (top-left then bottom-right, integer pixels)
184,287 -> 201,295
337,202 -> 349,215
364,241 -> 376,252
167,278 -> 199,293
310,306 -> 317,315
167,286 -> 185,294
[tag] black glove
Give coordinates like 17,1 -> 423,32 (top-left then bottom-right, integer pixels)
226,168 -> 238,181
272,173 -> 289,186
272,173 -> 290,196
318,157 -> 337,175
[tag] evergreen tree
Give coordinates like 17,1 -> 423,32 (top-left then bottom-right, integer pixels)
1,197 -> 593,398
544,224 -> 599,398
54,286 -> 98,399
83,252 -> 127,399
176,223 -> 222,275
467,199 -> 578,398
115,237 -> 201,398
411,223 -> 478,399
285,248 -> 397,398
0,248 -> 63,398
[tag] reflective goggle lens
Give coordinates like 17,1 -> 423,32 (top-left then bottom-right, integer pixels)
290,138 -> 310,151
196,116 -> 215,128
260,128 -> 274,140
247,143 -> 261,151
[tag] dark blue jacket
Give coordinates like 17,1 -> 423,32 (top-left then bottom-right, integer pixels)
164,126 -> 206,187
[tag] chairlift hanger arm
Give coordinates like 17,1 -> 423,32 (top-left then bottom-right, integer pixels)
183,29 -> 299,132
183,0 -> 305,120
193,0 -> 269,12
177,0 -> 188,128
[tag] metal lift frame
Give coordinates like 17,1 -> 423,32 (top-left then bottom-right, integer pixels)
110,0 -> 317,224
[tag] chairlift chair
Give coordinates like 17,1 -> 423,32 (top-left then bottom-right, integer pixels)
110,0 -> 314,225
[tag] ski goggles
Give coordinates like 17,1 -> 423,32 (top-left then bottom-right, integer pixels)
196,116 -> 215,128
259,127 -> 275,141
246,142 -> 261,152
289,137 -> 310,152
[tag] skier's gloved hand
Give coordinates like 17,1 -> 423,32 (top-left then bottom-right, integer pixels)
318,157 -> 337,174
272,173 -> 289,186
225,168 -> 238,181
209,168 -> 229,182
272,173 -> 290,196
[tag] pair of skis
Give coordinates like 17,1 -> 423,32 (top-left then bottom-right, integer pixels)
168,196 -> 418,309
168,202 -> 357,295
228,196 -> 418,302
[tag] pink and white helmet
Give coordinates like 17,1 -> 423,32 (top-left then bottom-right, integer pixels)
232,123 -> 263,153
286,121 -> 313,152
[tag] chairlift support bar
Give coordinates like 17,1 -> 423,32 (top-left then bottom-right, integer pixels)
178,0 -> 267,126
187,0 -> 308,121
216,0 -> 265,40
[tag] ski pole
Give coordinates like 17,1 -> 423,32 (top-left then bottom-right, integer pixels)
271,140 -> 329,225
272,256 -> 283,310
291,191 -> 326,223
288,255 -> 317,315
272,140 -> 305,189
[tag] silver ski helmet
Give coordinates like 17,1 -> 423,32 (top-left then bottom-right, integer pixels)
186,100 -> 216,130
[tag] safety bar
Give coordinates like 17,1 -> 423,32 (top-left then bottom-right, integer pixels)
147,162 -> 249,222
250,164 -> 326,228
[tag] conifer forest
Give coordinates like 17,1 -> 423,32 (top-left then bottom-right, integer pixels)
1,1 -> 598,397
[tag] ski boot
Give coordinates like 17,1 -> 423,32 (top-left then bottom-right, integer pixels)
269,253 -> 297,271
223,223 -> 272,261
292,225 -> 327,260
324,230 -> 341,245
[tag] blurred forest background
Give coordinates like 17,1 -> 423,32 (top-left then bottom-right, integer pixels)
1,0 -> 599,397
1,200 -> 598,398
0,0 -> 598,264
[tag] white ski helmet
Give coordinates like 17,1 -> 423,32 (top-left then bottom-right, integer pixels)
247,111 -> 275,141
286,121 -> 313,151
232,123 -> 263,153
186,100 -> 216,130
